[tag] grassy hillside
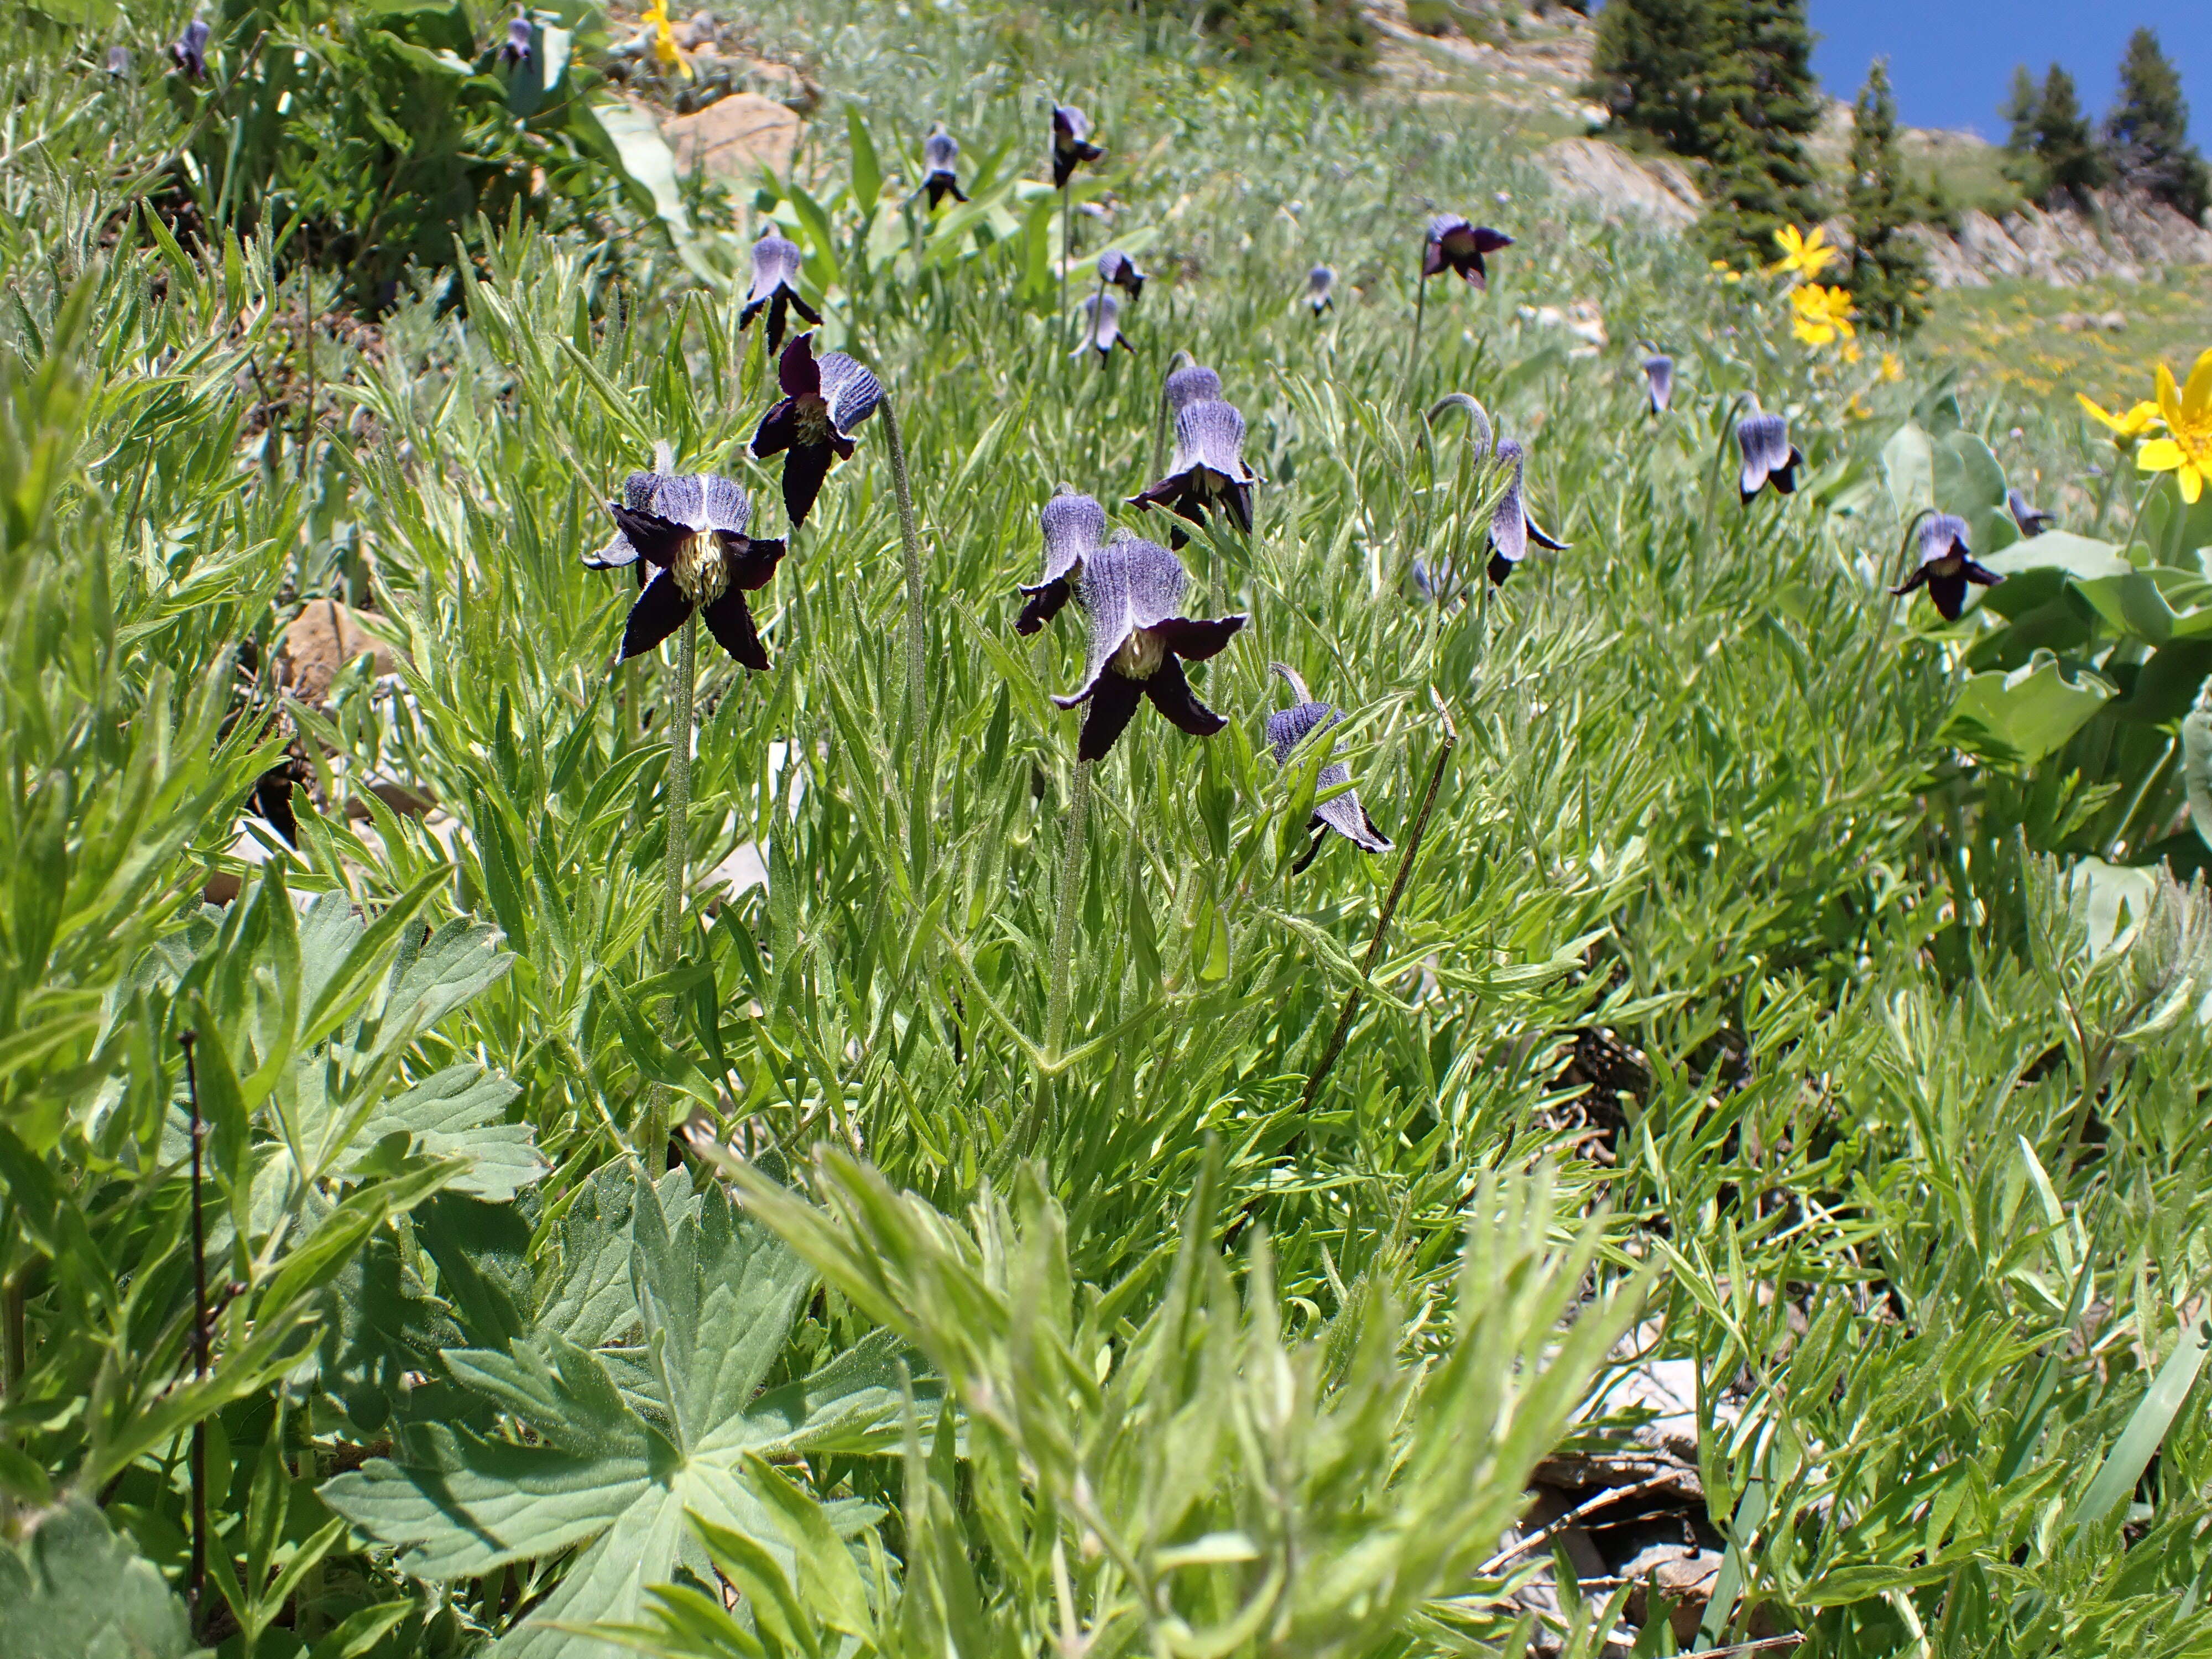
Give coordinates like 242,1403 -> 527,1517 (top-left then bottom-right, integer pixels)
4,2 -> 2212,1656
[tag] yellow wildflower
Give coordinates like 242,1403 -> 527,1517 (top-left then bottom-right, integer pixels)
1843,340 -> 1863,364
2137,348 -> 2212,504
1879,351 -> 1902,383
1770,224 -> 1839,281
2075,392 -> 2162,442
643,0 -> 692,79
1788,283 -> 1856,347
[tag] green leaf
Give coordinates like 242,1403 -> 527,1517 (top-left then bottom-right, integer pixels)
354,1064 -> 546,1201
2069,1308 -> 2212,1535
1934,429 -> 2007,519
1939,650 -> 2114,766
1880,420 -> 1934,520
0,1498 -> 196,1659
2183,707 -> 2212,851
845,106 -> 881,212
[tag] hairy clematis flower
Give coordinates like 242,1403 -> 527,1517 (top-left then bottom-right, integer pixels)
2007,487 -> 2054,536
1422,214 -> 1512,288
1736,406 -> 1803,502
1051,102 -> 1103,189
1485,439 -> 1569,586
1307,265 -> 1335,315
1131,399 -> 1258,544
749,332 -> 881,529
1098,249 -> 1147,301
498,14 -> 531,65
1072,293 -> 1130,363
1267,665 -> 1390,874
1164,363 -> 1223,414
106,44 -> 132,75
586,452 -> 788,669
169,18 -> 209,78
1890,514 -> 2001,622
1018,488 -> 1108,635
739,230 -> 821,357
1052,531 -> 1245,762
1641,352 -> 1673,414
921,123 -> 967,208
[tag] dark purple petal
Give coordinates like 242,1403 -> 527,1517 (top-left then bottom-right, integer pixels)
608,504 -> 690,568
1961,559 -> 2004,589
1314,777 -> 1391,854
750,398 -> 800,458
2007,488 -> 2054,536
1916,513 -> 1972,566
1769,445 -> 1804,495
1016,579 -> 1073,637
924,176 -> 967,208
924,126 -> 959,174
1061,531 -> 1191,705
500,15 -> 531,64
701,587 -> 769,670
1643,354 -> 1673,413
1142,656 -> 1227,739
1073,292 -> 1123,359
1266,698 -> 1333,768
620,572 -> 692,661
1889,564 -> 1932,598
1152,614 -> 1246,663
781,442 -> 834,529
747,232 -> 805,309
1928,571 -> 1969,621
724,535 -> 787,592
1486,550 -> 1517,587
778,333 -> 822,398
1473,226 -> 1514,253
1076,671 -> 1143,761
170,18 -> 209,76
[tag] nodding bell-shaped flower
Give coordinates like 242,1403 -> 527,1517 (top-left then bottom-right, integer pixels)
1018,488 -> 1108,636
1098,249 -> 1147,302
1130,399 -> 1259,545
1072,293 -> 1131,363
749,332 -> 881,530
1890,513 -> 2002,622
1307,264 -> 1335,315
1053,531 -> 1246,762
2007,487 -> 2054,536
169,18 -> 210,78
1422,214 -> 1512,288
739,229 -> 822,358
106,44 -> 132,76
1266,665 -> 1391,874
1641,352 -> 1673,415
1051,102 -> 1103,189
586,445 -> 789,669
1735,405 -> 1803,502
1164,363 -> 1223,413
921,123 -> 967,208
498,14 -> 532,65
1485,439 -> 1569,586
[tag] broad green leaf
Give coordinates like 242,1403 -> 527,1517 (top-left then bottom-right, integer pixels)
1880,420 -> 1934,520
0,1498 -> 195,1659
2069,1308 -> 2212,1535
1939,651 -> 2113,766
354,1064 -> 545,1201
2184,707 -> 2212,851
1934,429 -> 2007,519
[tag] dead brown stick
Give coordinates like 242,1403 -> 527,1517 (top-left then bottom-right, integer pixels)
1478,1472 -> 1681,1575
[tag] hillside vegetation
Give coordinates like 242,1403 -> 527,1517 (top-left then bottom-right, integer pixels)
3,1 -> 2212,1657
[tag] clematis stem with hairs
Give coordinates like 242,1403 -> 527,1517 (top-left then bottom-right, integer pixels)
881,394 -> 932,881
1060,185 -> 1073,351
645,611 -> 698,1165
1150,348 -> 1196,483
1045,759 -> 1091,1063
179,1031 -> 210,1636
1400,264 -> 1430,407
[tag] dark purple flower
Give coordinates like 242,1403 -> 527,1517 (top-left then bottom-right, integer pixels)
2007,487 -> 2054,536
1051,102 -> 1103,190
1641,352 -> 1673,415
498,15 -> 531,66
586,456 -> 787,669
1164,364 -> 1222,413
1890,513 -> 2002,622
1422,214 -> 1512,288
1130,399 -> 1258,545
106,44 -> 132,76
1098,249 -> 1147,302
921,123 -> 967,209
1485,439 -> 1569,586
1267,665 -> 1391,874
1052,531 -> 1245,762
1018,489 -> 1108,635
169,18 -> 210,79
1735,408 -> 1803,503
749,333 -> 881,530
1072,292 -> 1131,364
739,230 -> 821,357
1307,265 -> 1335,315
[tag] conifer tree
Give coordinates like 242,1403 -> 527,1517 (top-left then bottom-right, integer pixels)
1845,59 -> 1930,335
1698,0 -> 1823,264
1584,0 -> 1719,158
2031,64 -> 2106,206
2101,27 -> 2209,221
2000,63 -> 2042,197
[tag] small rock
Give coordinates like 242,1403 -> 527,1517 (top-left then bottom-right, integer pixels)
1620,1543 -> 1724,1644
1536,138 -> 1702,232
662,91 -> 802,182
279,600 -> 400,706
705,841 -> 769,909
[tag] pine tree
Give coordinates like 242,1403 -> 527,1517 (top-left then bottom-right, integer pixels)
1583,0 -> 1720,158
2101,27 -> 2209,221
1999,63 -> 2042,196
2031,64 -> 2106,206
1698,0 -> 1823,264
1845,59 -> 1930,335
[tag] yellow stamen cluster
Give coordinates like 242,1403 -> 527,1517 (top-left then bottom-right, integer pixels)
671,534 -> 728,606
1110,628 -> 1166,681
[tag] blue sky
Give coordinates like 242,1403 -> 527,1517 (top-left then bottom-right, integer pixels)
1807,2 -> 2208,147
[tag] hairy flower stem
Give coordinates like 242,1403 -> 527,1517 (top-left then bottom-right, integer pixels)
881,395 -> 932,882
1060,185 -> 1073,351
1400,268 -> 1430,407
1045,759 -> 1091,1063
180,1031 -> 210,1636
1295,717 -> 1457,1120
1151,348 -> 1196,483
645,613 -> 699,1165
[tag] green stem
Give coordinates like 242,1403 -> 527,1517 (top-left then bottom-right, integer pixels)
646,612 -> 698,1164
1400,267 -> 1429,408
881,396 -> 932,883
1060,185 -> 1073,352
1045,760 -> 1091,1063
1150,348 -> 1195,485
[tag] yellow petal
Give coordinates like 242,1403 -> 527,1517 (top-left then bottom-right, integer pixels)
2138,437 -> 2186,471
2183,465 -> 2205,505
2185,348 -> 2212,428
2157,362 -> 2184,429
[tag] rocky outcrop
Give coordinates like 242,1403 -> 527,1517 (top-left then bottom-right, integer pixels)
1905,189 -> 2212,289
1535,137 -> 1702,231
